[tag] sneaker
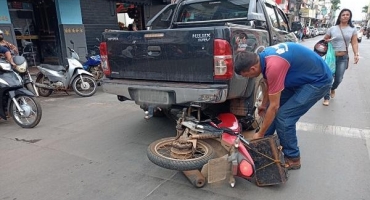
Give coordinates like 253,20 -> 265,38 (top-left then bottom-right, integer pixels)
322,100 -> 329,106
330,90 -> 335,98
284,157 -> 301,170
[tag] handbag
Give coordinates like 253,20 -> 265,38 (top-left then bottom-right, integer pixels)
338,26 -> 350,69
324,42 -> 336,74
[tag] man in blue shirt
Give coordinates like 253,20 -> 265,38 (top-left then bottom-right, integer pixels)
234,42 -> 332,170
0,45 -> 16,67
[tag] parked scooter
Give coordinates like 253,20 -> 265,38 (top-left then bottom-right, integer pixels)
12,54 -> 39,96
0,58 -> 42,128
35,44 -> 97,97
147,105 -> 288,188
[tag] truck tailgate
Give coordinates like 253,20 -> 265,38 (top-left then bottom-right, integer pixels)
104,28 -> 217,82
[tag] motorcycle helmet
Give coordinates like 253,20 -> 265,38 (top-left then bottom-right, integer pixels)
314,40 -> 328,57
0,29 -> 3,35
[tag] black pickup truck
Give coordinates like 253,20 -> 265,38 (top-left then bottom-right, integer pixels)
99,0 -> 299,121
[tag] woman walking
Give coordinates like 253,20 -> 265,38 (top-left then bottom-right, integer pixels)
322,8 -> 359,106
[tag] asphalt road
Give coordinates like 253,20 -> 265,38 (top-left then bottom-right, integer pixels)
1,37 -> 370,200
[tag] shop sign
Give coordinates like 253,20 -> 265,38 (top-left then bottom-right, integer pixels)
64,28 -> 84,34
301,8 -> 309,18
0,16 -> 10,22
308,9 -> 316,18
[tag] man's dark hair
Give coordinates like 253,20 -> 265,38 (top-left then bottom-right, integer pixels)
234,51 -> 258,75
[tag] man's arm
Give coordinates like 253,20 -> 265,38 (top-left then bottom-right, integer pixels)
253,91 -> 280,139
5,41 -> 18,54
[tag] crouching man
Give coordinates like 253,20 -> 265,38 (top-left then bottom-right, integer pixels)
234,42 -> 332,170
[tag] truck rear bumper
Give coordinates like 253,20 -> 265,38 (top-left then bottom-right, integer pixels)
102,79 -> 228,105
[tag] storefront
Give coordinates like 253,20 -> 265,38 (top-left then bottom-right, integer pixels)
0,0 -> 168,67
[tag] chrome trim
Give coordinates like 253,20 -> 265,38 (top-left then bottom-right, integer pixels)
102,79 -> 228,105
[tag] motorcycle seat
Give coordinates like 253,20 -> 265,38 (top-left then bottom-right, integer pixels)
40,64 -> 66,72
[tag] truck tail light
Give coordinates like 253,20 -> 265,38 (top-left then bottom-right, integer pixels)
214,39 -> 233,80
99,42 -> 111,76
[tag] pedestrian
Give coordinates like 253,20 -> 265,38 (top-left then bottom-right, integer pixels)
118,22 -> 126,30
0,29 -> 18,54
322,8 -> 359,106
128,23 -> 138,31
234,42 -> 333,170
299,26 -> 304,42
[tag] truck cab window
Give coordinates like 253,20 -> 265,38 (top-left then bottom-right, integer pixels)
178,0 -> 249,22
265,4 -> 279,30
275,8 -> 289,32
147,4 -> 176,30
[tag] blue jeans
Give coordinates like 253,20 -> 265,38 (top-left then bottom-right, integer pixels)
264,83 -> 332,158
324,55 -> 349,100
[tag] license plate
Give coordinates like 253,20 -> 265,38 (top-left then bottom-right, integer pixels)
138,90 -> 169,104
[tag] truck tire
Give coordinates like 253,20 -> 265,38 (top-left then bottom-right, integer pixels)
241,75 -> 265,130
147,137 -> 214,171
251,75 -> 266,129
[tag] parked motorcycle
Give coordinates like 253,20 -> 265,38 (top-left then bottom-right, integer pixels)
83,40 -> 103,83
12,55 -> 39,96
35,46 -> 97,97
0,58 -> 42,128
147,105 -> 288,188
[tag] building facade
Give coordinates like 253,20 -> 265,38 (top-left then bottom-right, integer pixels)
0,0 -> 168,66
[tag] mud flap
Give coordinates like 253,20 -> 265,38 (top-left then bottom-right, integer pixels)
205,154 -> 229,183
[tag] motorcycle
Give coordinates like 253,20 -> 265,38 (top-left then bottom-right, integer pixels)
0,58 -> 42,128
83,40 -> 104,83
12,54 -> 39,96
35,46 -> 97,97
147,104 -> 288,188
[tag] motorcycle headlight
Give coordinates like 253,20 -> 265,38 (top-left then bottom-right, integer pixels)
15,61 -> 28,73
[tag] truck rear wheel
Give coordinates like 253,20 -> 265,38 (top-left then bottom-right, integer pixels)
147,137 -> 214,171
252,75 -> 266,129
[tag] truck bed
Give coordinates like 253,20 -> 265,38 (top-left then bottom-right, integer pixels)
103,27 -> 228,83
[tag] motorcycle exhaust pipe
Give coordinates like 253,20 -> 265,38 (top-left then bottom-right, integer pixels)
182,170 -> 205,188
35,82 -> 53,90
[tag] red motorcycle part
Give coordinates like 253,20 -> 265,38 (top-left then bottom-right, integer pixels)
216,113 -> 255,179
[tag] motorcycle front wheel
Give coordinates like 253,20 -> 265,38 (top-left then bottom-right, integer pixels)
72,75 -> 97,97
147,137 -> 214,171
9,95 -> 42,128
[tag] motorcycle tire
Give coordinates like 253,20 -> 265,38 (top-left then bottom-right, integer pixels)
89,65 -> 104,81
35,74 -> 53,97
72,75 -> 97,97
9,95 -> 42,128
25,83 -> 37,96
147,137 -> 215,171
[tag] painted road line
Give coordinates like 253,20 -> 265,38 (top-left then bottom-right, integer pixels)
297,122 -> 370,139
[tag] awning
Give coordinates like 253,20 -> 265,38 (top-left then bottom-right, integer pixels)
115,0 -> 152,5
